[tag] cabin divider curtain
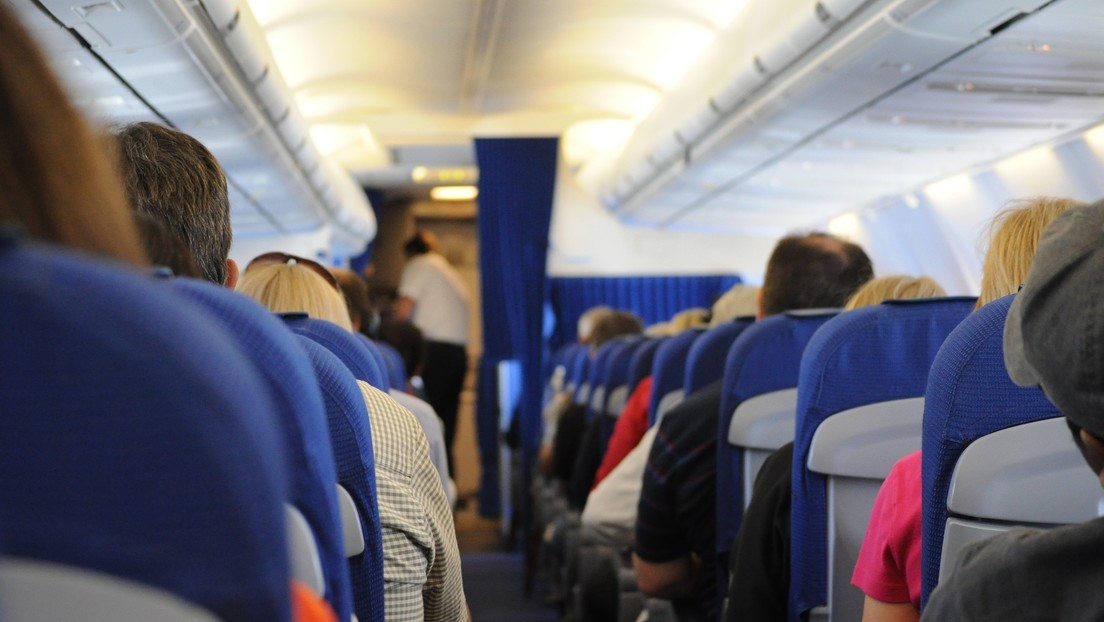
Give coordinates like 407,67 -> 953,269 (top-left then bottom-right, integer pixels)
474,137 -> 559,518
547,274 -> 742,349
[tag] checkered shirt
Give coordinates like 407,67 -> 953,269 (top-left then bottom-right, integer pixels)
358,382 -> 467,621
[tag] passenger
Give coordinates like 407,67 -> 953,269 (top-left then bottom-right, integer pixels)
562,310 -> 646,509
577,305 -> 615,345
843,275 -> 946,311
376,316 -> 458,507
592,289 -> 754,492
394,230 -> 471,478
851,197 -> 1083,622
538,305 -> 616,476
0,7 -> 338,621
238,260 -> 354,330
727,272 -> 947,622
709,284 -> 759,328
332,266 -> 379,337
238,260 -> 471,622
133,212 -> 202,278
115,121 -> 236,286
921,200 -> 1104,619
0,5 -> 145,267
632,233 -> 873,622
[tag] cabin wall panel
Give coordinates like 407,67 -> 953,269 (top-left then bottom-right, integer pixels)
549,155 -> 778,280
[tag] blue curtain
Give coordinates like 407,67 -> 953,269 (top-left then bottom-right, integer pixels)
474,137 -> 559,517
547,274 -> 742,348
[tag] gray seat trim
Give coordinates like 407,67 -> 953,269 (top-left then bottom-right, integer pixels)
0,557 -> 218,621
337,484 -> 366,557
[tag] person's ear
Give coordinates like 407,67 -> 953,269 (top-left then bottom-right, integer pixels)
224,258 -> 239,289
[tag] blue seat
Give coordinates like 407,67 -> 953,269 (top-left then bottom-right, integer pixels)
647,328 -> 704,425
355,334 -> 394,392
714,310 -> 837,596
543,342 -> 578,406
584,339 -> 628,420
170,279 -> 351,621
568,345 -> 592,404
920,295 -> 1060,607
372,339 -> 408,391
790,297 -> 975,622
295,336 -> 387,622
283,314 -> 389,390
598,337 -> 648,449
683,319 -> 753,395
626,337 -> 662,396
0,241 -> 291,622
602,338 -> 646,416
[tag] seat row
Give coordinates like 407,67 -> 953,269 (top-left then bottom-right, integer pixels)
0,238 -> 412,622
542,293 -> 1087,621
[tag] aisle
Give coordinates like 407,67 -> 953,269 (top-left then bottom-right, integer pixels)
455,498 -> 557,622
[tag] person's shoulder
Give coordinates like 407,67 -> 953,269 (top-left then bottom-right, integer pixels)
926,519 -> 1104,620
358,382 -> 428,465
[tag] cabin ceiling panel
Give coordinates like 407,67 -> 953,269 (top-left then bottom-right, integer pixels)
628,0 -> 1104,231
245,0 -> 745,171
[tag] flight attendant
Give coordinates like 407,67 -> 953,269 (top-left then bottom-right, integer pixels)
396,230 -> 471,476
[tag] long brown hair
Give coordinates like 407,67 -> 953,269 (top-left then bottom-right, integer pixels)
0,5 -> 146,265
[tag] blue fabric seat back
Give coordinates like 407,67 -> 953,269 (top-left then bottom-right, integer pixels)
295,336 -> 386,622
919,295 -> 1059,606
648,328 -> 703,425
372,339 -> 408,391
170,279 -> 351,621
569,344 -> 593,403
354,334 -> 393,392
0,242 -> 291,622
604,337 -> 646,407
714,311 -> 837,578
789,297 -> 975,621
598,337 -> 647,448
683,319 -> 754,395
283,315 -> 389,390
626,337 -> 663,393
584,339 -> 623,420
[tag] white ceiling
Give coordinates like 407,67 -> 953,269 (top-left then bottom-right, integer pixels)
244,0 -> 749,188
244,0 -> 1104,232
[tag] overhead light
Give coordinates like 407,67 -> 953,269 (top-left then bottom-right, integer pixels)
431,186 -> 478,201
412,166 -> 429,182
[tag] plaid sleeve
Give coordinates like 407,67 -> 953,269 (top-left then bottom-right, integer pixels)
360,383 -> 468,622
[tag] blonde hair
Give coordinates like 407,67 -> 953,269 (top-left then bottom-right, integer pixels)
670,307 -> 709,333
844,275 -> 947,310
977,197 -> 1085,308
236,263 -> 354,332
710,285 -> 759,327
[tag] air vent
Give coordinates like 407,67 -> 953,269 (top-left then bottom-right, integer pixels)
927,81 -> 1104,98
865,113 -> 1062,131
992,95 -> 1058,105
887,0 -> 938,24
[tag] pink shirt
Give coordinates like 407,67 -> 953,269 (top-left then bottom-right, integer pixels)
851,450 -> 923,608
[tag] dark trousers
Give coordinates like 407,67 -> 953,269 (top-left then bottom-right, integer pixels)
422,340 -> 468,476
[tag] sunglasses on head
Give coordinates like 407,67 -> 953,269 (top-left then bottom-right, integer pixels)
246,251 -> 340,291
